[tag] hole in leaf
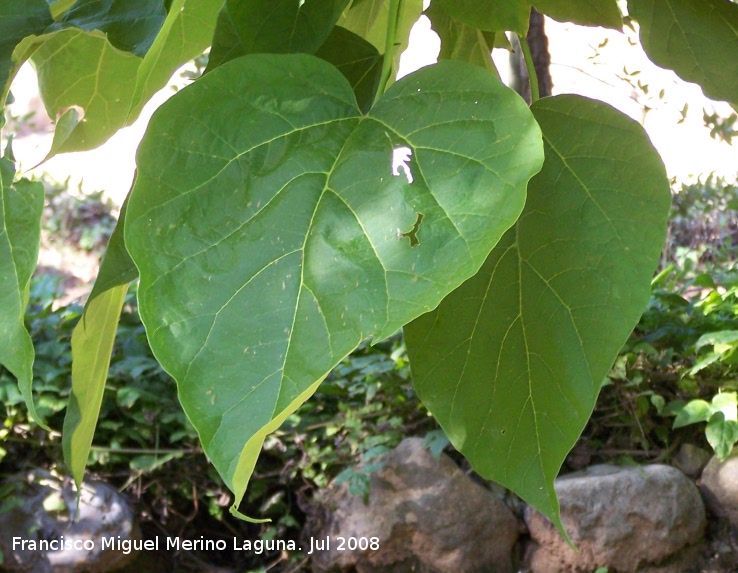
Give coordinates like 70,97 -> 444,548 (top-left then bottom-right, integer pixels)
392,146 -> 414,183
401,212 -> 424,247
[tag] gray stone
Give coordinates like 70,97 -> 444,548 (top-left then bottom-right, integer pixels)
310,437 -> 520,573
673,443 -> 711,478
699,449 -> 738,529
524,464 -> 706,573
0,470 -> 139,573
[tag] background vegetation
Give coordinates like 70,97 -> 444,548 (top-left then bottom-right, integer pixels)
2,167 -> 738,571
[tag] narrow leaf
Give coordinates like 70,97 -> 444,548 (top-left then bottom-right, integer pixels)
434,0 -> 531,35
629,0 -> 738,106
0,155 -> 46,427
208,0 -> 349,72
87,194 -> 138,305
125,54 -> 543,513
63,283 -> 128,489
534,0 -> 622,29
62,191 -> 139,483
405,95 -> 670,530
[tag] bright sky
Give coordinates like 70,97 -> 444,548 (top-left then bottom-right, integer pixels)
7,15 -> 738,205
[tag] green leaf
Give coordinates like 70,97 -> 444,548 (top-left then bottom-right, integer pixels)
315,26 -> 383,113
87,194 -> 138,305
63,283 -> 128,489
426,2 -> 499,75
0,0 -> 54,107
21,0 -> 222,156
405,94 -> 670,530
338,0 -> 423,84
34,107 -> 81,168
125,0 -> 223,121
32,29 -> 141,152
712,392 -> 738,421
0,155 -> 46,427
62,192 -> 138,482
49,0 -> 78,20
706,411 -> 738,461
673,399 -> 713,428
629,0 -> 738,106
433,0 -> 531,35
51,0 -> 167,57
208,0 -> 349,72
534,0 -> 622,29
125,54 -> 543,514
695,330 -> 738,351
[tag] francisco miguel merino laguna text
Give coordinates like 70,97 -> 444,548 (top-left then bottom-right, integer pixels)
13,536 -> 296,554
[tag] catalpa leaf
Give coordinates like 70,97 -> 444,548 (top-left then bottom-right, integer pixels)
629,0 -> 738,106
64,283 -> 128,489
208,0 -> 349,72
51,0 -> 167,57
426,2 -> 499,75
0,0 -> 53,109
534,0 -> 622,29
405,95 -> 670,531
338,0 -> 423,84
125,54 -> 543,513
315,26 -> 383,114
63,192 -> 137,489
0,154 -> 45,427
434,0 -> 531,35
23,0 -> 222,155
87,193 -> 138,304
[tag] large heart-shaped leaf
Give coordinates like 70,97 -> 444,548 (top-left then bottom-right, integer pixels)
629,0 -> 738,106
405,95 -> 670,529
125,54 -> 543,512
0,153 -> 45,427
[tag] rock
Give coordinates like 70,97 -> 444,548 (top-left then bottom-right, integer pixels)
672,443 -> 711,478
0,470 -> 139,572
524,464 -> 706,573
310,437 -> 520,573
699,449 -> 738,529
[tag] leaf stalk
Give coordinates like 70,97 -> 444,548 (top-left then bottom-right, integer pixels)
376,0 -> 402,104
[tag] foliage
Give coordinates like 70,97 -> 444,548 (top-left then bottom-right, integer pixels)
41,177 -> 117,254
596,178 -> 738,464
1,273 -> 425,569
2,0 -> 736,532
